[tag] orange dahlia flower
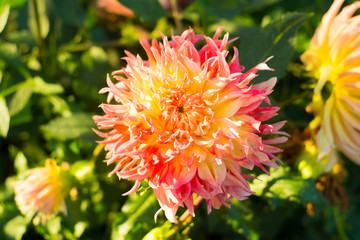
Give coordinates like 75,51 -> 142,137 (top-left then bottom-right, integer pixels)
94,27 -> 287,223
14,159 -> 73,224
301,0 -> 360,167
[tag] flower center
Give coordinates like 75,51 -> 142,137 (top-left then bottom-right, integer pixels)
158,87 -> 214,136
177,106 -> 185,113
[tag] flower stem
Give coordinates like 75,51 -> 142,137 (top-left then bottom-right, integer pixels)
333,206 -> 349,240
30,0 -> 46,69
170,0 -> 183,34
279,90 -> 311,108
92,144 -> 105,163
0,67 -> 33,97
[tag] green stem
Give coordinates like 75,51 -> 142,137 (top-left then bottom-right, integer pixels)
0,80 -> 32,97
17,67 -> 33,79
333,206 -> 349,240
278,90 -> 311,108
170,0 -> 183,34
30,0 -> 46,68
59,40 -> 123,53
0,67 -> 32,97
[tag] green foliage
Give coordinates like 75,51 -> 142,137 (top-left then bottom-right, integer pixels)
235,13 -> 309,82
9,86 -> 33,116
4,215 -> 27,240
185,0 -> 281,32
0,1 -> 10,34
1,0 -> 359,239
41,113 -> 96,140
0,42 -> 23,68
0,96 -> 10,137
251,166 -> 325,207
28,0 -> 50,39
32,76 -> 64,95
143,221 -> 189,240
118,0 -> 169,21
111,191 -> 159,240
14,151 -> 28,176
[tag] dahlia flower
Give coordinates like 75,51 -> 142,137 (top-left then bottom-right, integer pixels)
14,159 -> 73,224
301,0 -> 360,167
94,27 -> 287,223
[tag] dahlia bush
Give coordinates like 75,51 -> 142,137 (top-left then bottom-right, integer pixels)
93,27 -> 288,222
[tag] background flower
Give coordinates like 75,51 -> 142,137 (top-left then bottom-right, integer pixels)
94,27 -> 287,223
301,0 -> 360,167
96,0 -> 135,18
13,159 -> 73,225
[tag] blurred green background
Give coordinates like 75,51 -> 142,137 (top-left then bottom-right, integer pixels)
1,0 -> 360,239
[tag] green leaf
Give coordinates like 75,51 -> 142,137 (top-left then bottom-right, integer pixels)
251,166 -> 325,207
10,0 -> 28,8
14,151 -> 28,175
9,86 -> 33,116
0,1 -> 10,34
227,200 -> 256,238
111,191 -> 159,240
119,22 -> 147,46
45,95 -> 70,116
236,13 -> 309,82
0,42 -> 23,68
9,101 -> 33,126
118,0 -> 169,21
32,76 -> 64,95
0,61 -> 4,84
0,96 -> 10,137
6,29 -> 37,47
46,216 -> 61,237
250,165 -> 289,196
74,221 -> 88,238
267,178 -> 307,202
41,112 -> 96,140
28,0 -> 50,39
81,46 -> 108,71
71,160 -> 94,182
4,216 -> 27,240
265,177 -> 326,208
143,221 -> 186,240
57,52 -> 79,74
